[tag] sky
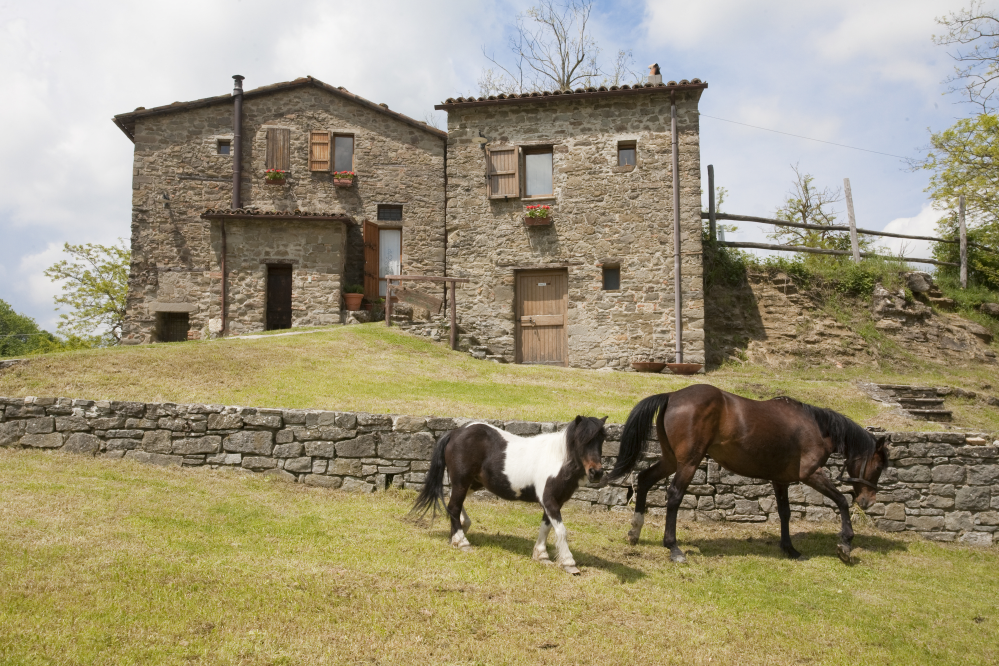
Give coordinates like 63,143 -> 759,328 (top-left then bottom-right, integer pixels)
0,0 -> 978,330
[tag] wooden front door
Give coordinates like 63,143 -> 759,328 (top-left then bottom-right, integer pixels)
516,270 -> 568,365
266,265 -> 293,330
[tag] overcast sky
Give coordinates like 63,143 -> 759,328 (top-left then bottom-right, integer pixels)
0,0 -> 975,330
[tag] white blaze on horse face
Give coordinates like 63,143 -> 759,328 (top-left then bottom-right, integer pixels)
474,424 -> 568,499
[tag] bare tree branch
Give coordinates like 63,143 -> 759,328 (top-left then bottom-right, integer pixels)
935,1 -> 999,112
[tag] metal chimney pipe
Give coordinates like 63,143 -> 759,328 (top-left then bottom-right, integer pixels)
231,75 -> 245,209
671,92 -> 683,363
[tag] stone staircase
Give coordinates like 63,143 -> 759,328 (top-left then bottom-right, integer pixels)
877,384 -> 953,421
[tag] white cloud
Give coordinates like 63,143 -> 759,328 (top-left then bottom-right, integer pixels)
879,203 -> 947,266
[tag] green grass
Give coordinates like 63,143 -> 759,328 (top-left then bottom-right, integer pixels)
1,450 -> 997,665
1,323 -> 997,432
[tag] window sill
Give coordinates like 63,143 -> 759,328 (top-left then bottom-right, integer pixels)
613,165 -> 636,173
522,195 -> 556,202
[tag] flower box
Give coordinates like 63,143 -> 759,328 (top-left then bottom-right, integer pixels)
523,215 -> 551,226
524,204 -> 552,226
333,171 -> 356,188
264,168 -> 287,185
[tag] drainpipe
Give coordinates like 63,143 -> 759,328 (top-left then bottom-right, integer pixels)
671,92 -> 683,363
221,75 -> 244,335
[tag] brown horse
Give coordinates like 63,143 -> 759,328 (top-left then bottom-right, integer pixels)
609,385 -> 886,563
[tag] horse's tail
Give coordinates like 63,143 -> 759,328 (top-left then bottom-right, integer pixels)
609,393 -> 671,480
410,430 -> 452,521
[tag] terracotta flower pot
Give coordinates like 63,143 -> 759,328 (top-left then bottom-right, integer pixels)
666,363 -> 703,375
265,177 -> 286,185
343,293 -> 364,310
631,361 -> 667,373
334,178 -> 354,188
523,215 -> 551,226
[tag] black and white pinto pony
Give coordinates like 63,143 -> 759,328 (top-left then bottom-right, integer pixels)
412,416 -> 607,575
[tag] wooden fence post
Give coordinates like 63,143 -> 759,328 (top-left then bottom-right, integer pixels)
844,178 -> 860,263
959,195 -> 968,289
385,280 -> 393,327
708,164 -> 716,243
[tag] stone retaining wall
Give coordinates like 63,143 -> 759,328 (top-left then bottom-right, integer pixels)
1,396 -> 996,546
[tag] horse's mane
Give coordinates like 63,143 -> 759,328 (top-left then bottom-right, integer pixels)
564,416 -> 605,456
774,396 -> 877,461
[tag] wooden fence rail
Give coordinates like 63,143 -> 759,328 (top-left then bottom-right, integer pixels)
703,166 -> 999,288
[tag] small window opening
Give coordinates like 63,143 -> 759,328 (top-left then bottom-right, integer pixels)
217,140 -> 231,155
602,266 -> 621,290
524,146 -> 554,198
377,205 -> 403,221
618,141 -> 636,167
334,135 -> 354,172
157,312 -> 190,342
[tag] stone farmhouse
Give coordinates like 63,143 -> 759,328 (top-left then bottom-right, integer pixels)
113,73 -> 708,368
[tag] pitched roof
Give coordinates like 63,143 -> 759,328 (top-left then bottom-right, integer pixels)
435,79 -> 707,110
113,76 -> 447,142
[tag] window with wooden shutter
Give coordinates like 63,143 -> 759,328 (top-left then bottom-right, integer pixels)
334,135 -> 354,172
486,146 -> 519,199
523,146 -> 554,198
266,128 -> 291,171
309,131 -> 331,171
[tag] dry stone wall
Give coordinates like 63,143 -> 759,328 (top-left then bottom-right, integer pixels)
444,90 -> 705,368
3,395 -> 996,546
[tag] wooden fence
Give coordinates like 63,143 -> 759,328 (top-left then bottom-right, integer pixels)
702,165 -> 995,288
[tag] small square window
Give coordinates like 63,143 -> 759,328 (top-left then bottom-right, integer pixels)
602,266 -> 621,290
618,141 -> 636,167
377,205 -> 402,221
217,140 -> 231,155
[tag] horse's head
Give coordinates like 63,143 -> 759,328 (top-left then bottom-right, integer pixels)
567,415 -> 608,483
847,439 -> 887,510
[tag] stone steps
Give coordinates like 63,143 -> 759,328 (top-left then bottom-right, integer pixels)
877,384 -> 953,422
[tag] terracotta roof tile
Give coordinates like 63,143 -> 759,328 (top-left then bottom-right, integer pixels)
435,79 -> 707,110
201,208 -> 352,222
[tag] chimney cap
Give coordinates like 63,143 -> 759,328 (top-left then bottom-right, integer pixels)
648,63 -> 660,76
233,74 -> 245,82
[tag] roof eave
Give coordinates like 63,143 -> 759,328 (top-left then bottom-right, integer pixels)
434,82 -> 708,110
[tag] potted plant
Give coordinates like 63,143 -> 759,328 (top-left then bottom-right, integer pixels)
523,204 -> 552,226
343,284 -> 364,310
333,171 -> 356,187
265,168 -> 287,184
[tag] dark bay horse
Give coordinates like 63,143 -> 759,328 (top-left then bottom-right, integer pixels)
609,385 -> 886,563
412,416 -> 607,575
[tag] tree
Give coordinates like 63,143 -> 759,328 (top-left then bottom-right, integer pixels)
478,0 -> 639,96
768,165 -> 874,263
0,300 -> 53,357
44,240 -> 130,345
921,4 -> 999,288
935,1 -> 999,113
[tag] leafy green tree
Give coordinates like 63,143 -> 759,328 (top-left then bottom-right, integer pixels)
922,5 -> 999,289
43,240 -> 130,345
0,300 -> 71,357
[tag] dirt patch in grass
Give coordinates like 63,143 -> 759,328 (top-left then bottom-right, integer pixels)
1,450 -> 997,665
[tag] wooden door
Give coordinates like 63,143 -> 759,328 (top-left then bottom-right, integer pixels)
516,270 -> 568,365
363,221 -> 379,300
266,265 -> 293,330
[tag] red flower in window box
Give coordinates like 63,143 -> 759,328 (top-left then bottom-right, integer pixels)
333,171 -> 356,187
523,204 -> 552,226
264,169 -> 287,184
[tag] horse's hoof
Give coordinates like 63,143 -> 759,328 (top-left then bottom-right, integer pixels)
459,544 -> 474,553
627,532 -> 640,546
783,548 -> 803,560
670,549 -> 687,564
562,565 -> 581,575
836,543 -> 851,564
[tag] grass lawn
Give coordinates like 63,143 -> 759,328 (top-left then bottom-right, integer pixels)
1,450 -> 997,665
1,324 -> 997,432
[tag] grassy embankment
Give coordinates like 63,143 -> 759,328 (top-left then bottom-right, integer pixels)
1,450 -> 997,665
1,323 -> 997,432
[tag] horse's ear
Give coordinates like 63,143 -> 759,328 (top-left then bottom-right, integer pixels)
600,416 -> 608,424
574,415 -> 582,424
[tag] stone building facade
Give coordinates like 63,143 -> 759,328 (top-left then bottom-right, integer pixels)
438,81 -> 707,368
113,77 -> 446,342
114,75 -> 709,369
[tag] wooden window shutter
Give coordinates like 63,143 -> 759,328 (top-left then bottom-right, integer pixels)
309,131 -> 331,171
486,146 -> 519,199
363,220 -> 380,300
266,128 -> 291,171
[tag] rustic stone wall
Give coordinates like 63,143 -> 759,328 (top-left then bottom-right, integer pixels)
705,271 -> 997,368
443,90 -> 705,368
121,83 -> 445,343
3,396 -> 995,546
